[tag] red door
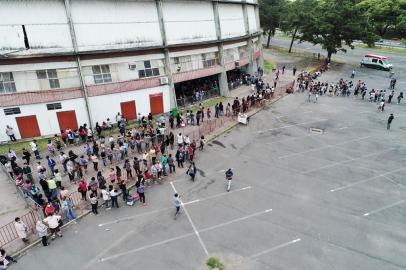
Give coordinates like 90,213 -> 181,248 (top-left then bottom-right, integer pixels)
149,93 -> 164,115
120,100 -> 137,120
16,115 -> 41,139
57,111 -> 78,131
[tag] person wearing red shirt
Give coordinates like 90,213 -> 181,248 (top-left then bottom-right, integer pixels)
78,179 -> 88,201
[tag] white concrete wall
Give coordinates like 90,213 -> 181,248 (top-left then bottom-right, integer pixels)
163,1 -> 217,45
70,0 -> 162,51
88,85 -> 170,124
0,0 -> 72,52
0,98 -> 88,141
218,4 -> 246,39
247,5 -> 258,33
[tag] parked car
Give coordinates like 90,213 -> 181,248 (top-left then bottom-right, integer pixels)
360,54 -> 393,71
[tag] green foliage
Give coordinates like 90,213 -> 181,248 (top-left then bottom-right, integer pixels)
298,0 -> 378,61
357,0 -> 406,38
206,257 -> 226,270
259,0 -> 288,47
264,59 -> 276,73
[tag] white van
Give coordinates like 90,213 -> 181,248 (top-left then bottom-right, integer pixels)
360,54 -> 393,71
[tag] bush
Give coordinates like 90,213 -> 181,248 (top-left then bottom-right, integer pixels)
206,257 -> 226,270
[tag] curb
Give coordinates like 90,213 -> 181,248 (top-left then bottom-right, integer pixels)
12,209 -> 92,258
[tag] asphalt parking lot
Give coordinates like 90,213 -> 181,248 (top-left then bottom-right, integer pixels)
13,85 -> 406,270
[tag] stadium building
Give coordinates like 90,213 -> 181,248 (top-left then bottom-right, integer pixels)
0,0 -> 263,141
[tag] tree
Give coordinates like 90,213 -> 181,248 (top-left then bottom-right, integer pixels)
259,0 -> 288,48
357,0 -> 406,38
280,0 -> 318,53
299,0 -> 378,62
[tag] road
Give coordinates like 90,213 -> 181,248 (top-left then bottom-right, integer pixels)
12,64 -> 406,269
268,36 -> 406,91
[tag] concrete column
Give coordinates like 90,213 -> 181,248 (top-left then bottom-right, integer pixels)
63,0 -> 93,130
156,0 -> 177,109
242,0 -> 254,75
212,1 -> 229,97
255,5 -> 264,70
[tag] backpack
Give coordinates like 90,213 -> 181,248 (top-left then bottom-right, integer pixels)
137,185 -> 145,193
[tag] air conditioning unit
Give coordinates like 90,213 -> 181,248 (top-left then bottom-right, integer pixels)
160,76 -> 169,85
235,61 -> 240,68
128,63 -> 137,70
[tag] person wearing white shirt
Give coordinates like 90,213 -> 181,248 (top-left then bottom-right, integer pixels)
101,187 -> 111,210
14,217 -> 28,243
43,213 -> 62,239
184,135 -> 190,146
5,125 -> 16,141
177,133 -> 184,147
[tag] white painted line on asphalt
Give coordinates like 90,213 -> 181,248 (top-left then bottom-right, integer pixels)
183,186 -> 252,205
249,238 -> 301,258
304,148 -> 395,174
382,175 -> 406,192
330,167 -> 406,193
100,231 -> 196,262
170,181 -> 209,256
363,199 -> 406,217
199,209 -> 272,233
98,206 -> 172,227
303,111 -> 313,114
98,186 -> 252,227
99,208 -> 273,262
338,126 -> 348,130
256,119 -> 328,134
278,136 -> 370,159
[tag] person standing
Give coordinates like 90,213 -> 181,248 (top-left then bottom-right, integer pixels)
78,179 -> 88,201
101,186 -> 111,210
293,66 -> 297,76
387,114 -> 394,130
14,217 -> 28,243
173,193 -> 181,220
91,153 -> 99,172
22,148 -> 31,165
62,196 -> 76,221
168,154 -> 175,174
90,193 -> 98,215
137,182 -> 146,205
110,187 -> 119,208
43,212 -> 62,239
5,126 -> 16,142
36,220 -> 49,246
186,162 -> 197,181
30,140 -> 41,160
46,156 -> 56,176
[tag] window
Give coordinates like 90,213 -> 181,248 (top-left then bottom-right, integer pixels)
138,61 -> 160,78
4,107 -> 21,115
372,59 -> 378,63
202,53 -> 217,68
92,65 -> 112,84
36,69 -> 60,89
46,103 -> 62,110
0,72 -> 16,93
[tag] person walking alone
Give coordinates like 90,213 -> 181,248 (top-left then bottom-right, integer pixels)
173,193 -> 181,220
387,114 -> 394,130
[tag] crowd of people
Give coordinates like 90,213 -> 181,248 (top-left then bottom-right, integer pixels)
295,68 -> 401,129
0,65 -> 289,266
